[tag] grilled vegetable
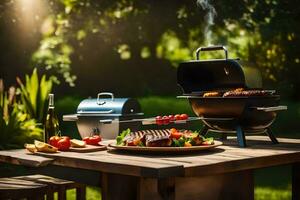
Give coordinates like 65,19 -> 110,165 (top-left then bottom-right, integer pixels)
180,114 -> 189,120
116,129 -> 214,147
155,116 -> 164,125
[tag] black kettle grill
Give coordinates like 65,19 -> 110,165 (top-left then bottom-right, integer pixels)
177,45 -> 287,147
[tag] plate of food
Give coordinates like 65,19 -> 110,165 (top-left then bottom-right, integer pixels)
108,128 -> 222,152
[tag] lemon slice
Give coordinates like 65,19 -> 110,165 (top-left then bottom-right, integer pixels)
25,144 -> 37,153
34,140 -> 58,153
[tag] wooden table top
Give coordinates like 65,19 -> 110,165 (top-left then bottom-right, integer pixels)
0,136 -> 300,178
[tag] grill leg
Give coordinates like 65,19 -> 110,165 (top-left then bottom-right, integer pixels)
200,125 -> 209,136
236,126 -> 246,147
266,128 -> 279,144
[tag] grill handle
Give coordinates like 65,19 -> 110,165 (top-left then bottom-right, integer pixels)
97,92 -> 114,105
251,105 -> 287,112
196,45 -> 228,60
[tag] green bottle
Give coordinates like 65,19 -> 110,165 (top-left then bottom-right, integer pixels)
44,94 -> 60,143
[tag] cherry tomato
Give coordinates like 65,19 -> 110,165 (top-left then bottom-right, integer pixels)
162,116 -> 170,125
88,135 -> 101,145
127,140 -> 135,146
170,131 -> 183,140
156,116 -> 163,125
180,114 -> 189,120
168,115 -> 175,122
57,137 -> 71,151
170,128 -> 177,133
174,114 -> 181,121
49,136 -> 60,148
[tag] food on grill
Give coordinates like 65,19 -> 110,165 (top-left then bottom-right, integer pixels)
168,115 -> 175,122
223,89 -> 271,97
180,114 -> 189,120
234,88 -> 244,92
155,116 -> 164,125
203,91 -> 220,97
155,114 -> 189,125
162,116 -> 170,125
174,114 -> 181,120
116,128 -> 214,147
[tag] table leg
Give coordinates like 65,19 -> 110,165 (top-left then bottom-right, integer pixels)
101,172 -> 175,200
175,170 -> 254,200
292,162 -> 300,200
138,177 -> 175,200
101,172 -> 138,200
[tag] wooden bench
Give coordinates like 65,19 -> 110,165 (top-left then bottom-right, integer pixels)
0,174 -> 86,200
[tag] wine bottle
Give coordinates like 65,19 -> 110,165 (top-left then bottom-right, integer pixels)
44,94 -> 60,143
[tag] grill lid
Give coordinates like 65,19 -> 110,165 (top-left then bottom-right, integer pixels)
177,45 -> 262,94
76,92 -> 142,116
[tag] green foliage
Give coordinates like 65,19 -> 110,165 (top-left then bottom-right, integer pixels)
0,80 -> 43,150
16,68 -> 52,123
27,0 -> 300,98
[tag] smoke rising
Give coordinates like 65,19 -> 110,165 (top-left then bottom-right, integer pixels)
197,0 -> 217,46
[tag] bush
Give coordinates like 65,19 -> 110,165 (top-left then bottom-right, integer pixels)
0,80 -> 43,149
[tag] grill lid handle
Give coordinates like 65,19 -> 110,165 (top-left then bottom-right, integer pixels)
97,92 -> 114,105
196,45 -> 228,60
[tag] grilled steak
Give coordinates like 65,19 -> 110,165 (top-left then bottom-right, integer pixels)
145,130 -> 172,147
123,131 -> 146,145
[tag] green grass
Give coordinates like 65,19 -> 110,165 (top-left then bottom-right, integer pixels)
255,187 -> 291,200
65,187 -> 101,200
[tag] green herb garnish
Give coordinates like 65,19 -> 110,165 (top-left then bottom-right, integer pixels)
172,136 -> 186,147
116,128 -> 131,145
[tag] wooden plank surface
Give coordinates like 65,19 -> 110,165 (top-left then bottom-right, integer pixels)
0,136 -> 300,178
0,149 -> 53,167
68,145 -> 106,153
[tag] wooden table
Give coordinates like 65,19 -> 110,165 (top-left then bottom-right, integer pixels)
0,136 -> 300,200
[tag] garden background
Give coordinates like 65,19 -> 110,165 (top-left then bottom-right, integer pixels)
0,0 -> 299,199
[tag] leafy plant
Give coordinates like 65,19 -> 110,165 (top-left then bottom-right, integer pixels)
116,128 -> 131,145
16,68 -> 52,123
0,80 -> 43,150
